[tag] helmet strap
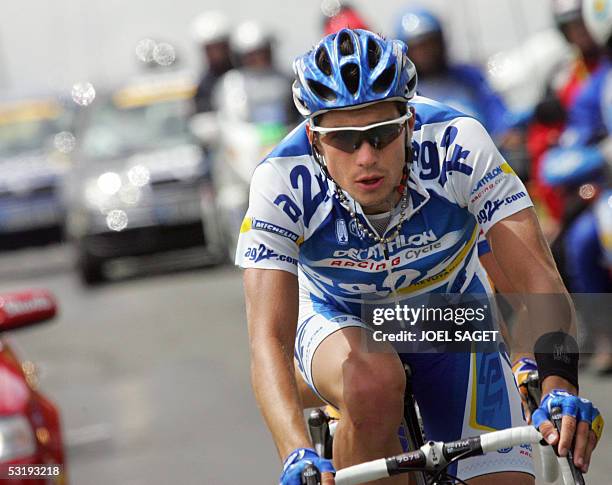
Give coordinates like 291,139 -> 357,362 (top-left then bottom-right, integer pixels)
312,139 -> 333,180
397,126 -> 414,194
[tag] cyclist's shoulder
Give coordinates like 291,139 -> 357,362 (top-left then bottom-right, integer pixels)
252,123 -> 331,219
412,95 -> 479,131
412,96 -> 492,157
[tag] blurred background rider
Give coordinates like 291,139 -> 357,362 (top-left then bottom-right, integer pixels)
219,20 -> 300,126
527,0 -> 603,227
191,11 -> 235,114
322,2 -> 371,35
394,6 -> 512,138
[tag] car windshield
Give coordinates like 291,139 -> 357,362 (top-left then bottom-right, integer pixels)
0,101 -> 69,158
80,98 -> 192,161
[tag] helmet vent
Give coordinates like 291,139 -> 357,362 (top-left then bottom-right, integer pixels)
372,64 -> 395,93
315,47 -> 333,76
340,63 -> 360,94
338,31 -> 355,56
307,79 -> 337,101
366,39 -> 382,69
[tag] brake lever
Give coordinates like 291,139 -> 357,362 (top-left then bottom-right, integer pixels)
551,406 -> 586,485
521,372 -> 586,484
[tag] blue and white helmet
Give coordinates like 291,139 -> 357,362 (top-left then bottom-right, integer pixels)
292,29 -> 418,118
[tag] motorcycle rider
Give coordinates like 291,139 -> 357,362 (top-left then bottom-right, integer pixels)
191,11 -> 235,114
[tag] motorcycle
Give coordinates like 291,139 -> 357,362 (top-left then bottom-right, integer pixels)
0,289 -> 67,484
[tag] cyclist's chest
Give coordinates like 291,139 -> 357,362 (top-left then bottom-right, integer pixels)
299,195 -> 477,295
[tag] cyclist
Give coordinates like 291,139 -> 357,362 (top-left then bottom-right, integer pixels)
237,29 -> 603,484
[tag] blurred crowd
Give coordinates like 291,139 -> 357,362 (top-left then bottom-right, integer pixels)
0,1 -> 610,360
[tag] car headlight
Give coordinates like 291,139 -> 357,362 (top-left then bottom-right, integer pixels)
0,415 -> 36,462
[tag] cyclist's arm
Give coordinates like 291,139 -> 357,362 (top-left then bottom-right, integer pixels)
486,207 -> 577,395
449,117 -> 596,465
479,249 -> 529,357
243,268 -> 313,461
444,117 -> 576,388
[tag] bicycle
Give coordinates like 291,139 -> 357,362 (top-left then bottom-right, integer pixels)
306,364 -> 586,485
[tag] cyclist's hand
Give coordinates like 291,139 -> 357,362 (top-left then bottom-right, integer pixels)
512,357 -> 537,423
279,448 -> 335,485
532,389 -> 604,473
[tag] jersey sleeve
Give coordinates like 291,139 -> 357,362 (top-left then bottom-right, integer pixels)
235,161 -> 304,275
445,117 -> 533,234
477,227 -> 491,256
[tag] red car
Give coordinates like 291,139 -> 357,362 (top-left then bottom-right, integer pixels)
0,290 -> 67,484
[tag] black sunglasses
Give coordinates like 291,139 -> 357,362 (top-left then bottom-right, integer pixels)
311,113 -> 410,154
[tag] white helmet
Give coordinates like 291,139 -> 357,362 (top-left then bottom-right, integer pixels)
231,21 -> 272,56
582,0 -> 612,46
191,11 -> 230,45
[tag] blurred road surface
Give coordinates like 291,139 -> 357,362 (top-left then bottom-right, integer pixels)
1,245 -> 610,484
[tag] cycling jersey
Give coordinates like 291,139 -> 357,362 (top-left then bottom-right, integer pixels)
236,95 -> 533,311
